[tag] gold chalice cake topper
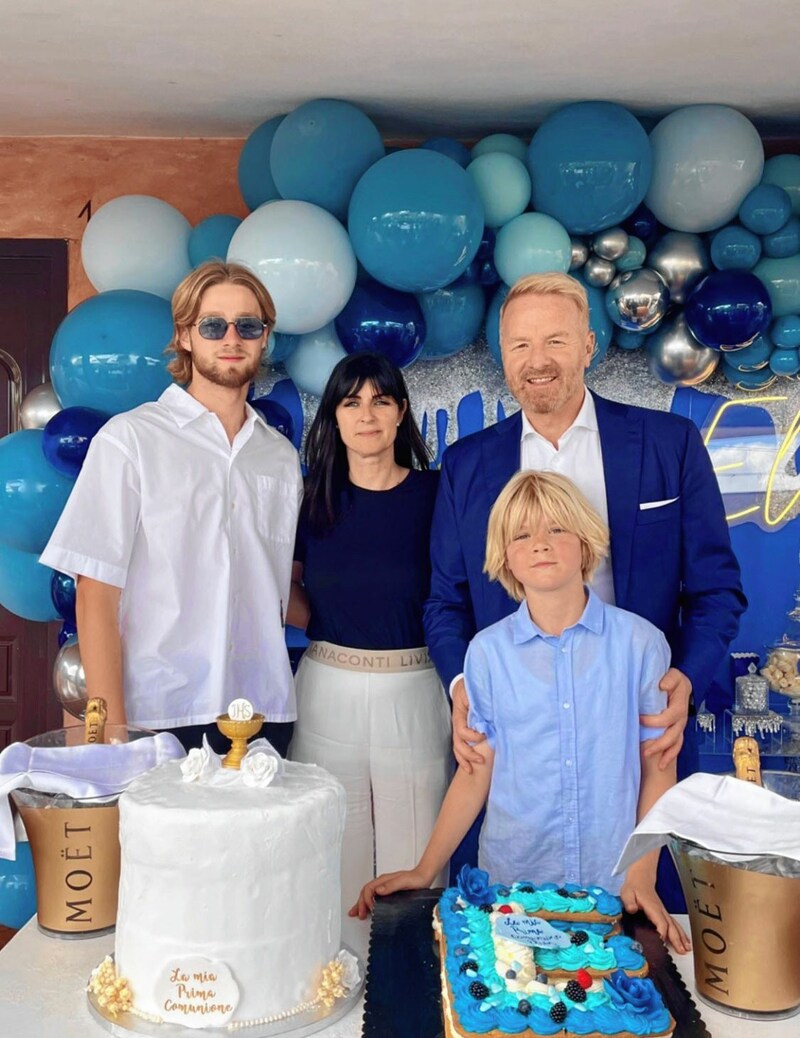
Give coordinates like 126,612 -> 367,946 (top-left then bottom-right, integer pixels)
216,698 -> 264,769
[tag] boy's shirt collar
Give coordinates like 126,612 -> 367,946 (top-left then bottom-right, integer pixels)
512,587 -> 605,644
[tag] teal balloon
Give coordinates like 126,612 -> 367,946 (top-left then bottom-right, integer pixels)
762,216 -> 800,259
762,154 -> 800,215
769,347 -> 800,376
720,360 -> 778,391
0,430 -> 73,553
238,115 -> 285,211
0,543 -> 60,621
710,225 -> 761,270
726,334 -> 773,371
576,274 -> 613,365
188,215 -> 242,266
738,184 -> 793,235
528,101 -> 652,235
615,328 -> 648,350
616,237 -> 647,272
50,290 -> 173,414
753,255 -> 800,317
0,840 -> 36,928
486,283 -> 510,366
772,315 -> 800,348
348,150 -> 484,292
270,99 -> 385,222
472,133 -> 528,163
420,137 -> 471,168
467,153 -> 531,229
494,212 -> 571,285
267,332 -> 298,364
416,283 -> 486,360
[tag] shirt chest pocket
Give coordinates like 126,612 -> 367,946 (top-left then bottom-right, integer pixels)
252,475 -> 298,544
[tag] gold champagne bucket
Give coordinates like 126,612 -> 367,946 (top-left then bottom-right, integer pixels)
10,724 -> 153,939
670,770 -> 800,1020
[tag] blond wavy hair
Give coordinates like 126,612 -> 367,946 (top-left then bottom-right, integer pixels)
500,272 -> 590,329
484,471 -> 609,601
166,261 -> 277,384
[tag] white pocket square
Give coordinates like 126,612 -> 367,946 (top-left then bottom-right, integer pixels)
639,497 -> 679,511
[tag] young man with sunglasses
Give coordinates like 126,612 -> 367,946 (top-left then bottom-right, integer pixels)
41,261 -> 302,755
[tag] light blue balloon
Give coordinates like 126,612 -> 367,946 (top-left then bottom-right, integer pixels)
472,134 -> 528,163
710,225 -> 762,270
753,255 -> 800,317
238,115 -> 284,211
762,154 -> 800,215
486,283 -> 510,366
646,106 -> 763,233
283,323 -> 347,397
0,840 -> 36,928
772,314 -> 800,348
267,332 -> 299,365
0,430 -> 73,553
0,542 -> 60,621
467,153 -> 531,229
420,137 -> 471,168
270,99 -> 385,221
769,347 -> 800,377
762,215 -> 800,259
615,328 -> 648,350
726,334 -> 773,371
494,212 -> 571,285
416,283 -> 486,360
738,184 -> 793,235
348,150 -> 484,292
616,236 -> 647,272
720,360 -> 778,391
188,215 -> 242,267
528,102 -> 652,235
50,290 -> 173,414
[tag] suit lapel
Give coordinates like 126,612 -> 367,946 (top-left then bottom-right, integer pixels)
483,410 -> 522,501
593,392 -> 642,609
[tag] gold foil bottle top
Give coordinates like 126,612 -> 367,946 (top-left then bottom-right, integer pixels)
732,736 -> 763,786
84,697 -> 108,745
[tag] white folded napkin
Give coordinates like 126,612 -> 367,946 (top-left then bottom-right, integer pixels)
0,733 -> 185,860
614,772 -> 800,875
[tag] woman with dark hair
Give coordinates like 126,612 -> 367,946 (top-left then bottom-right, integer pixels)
290,352 -> 451,926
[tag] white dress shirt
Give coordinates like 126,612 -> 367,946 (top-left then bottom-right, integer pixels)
520,390 -> 615,605
40,385 -> 302,728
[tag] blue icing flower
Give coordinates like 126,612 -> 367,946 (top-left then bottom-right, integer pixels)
607,934 -> 646,970
457,865 -> 494,907
604,971 -> 665,1016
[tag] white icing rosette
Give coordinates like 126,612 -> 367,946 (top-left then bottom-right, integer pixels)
180,736 -> 221,783
335,950 -> 361,992
240,750 -> 280,788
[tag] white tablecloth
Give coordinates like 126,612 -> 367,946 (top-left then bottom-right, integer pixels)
0,916 -> 796,1037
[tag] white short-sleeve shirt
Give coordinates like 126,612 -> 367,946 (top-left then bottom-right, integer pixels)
40,385 -> 303,729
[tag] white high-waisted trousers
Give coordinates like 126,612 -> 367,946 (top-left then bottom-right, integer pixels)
290,641 -> 452,919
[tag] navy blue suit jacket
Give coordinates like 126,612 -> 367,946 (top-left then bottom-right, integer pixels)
424,392 -> 746,700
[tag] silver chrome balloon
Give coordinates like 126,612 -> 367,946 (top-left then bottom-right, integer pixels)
605,268 -> 670,332
20,382 -> 62,430
583,255 -> 616,288
592,227 -> 629,262
569,239 -> 589,271
647,232 -> 709,305
52,637 -> 87,720
646,313 -> 720,386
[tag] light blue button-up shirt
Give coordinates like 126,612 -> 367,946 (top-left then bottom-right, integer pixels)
465,589 -> 669,893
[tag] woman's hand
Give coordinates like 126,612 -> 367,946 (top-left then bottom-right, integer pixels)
349,868 -> 431,920
641,667 -> 692,770
451,678 -> 488,774
620,863 -> 691,954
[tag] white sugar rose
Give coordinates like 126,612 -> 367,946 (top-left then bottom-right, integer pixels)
336,950 -> 360,992
180,738 -> 219,783
241,751 -> 279,788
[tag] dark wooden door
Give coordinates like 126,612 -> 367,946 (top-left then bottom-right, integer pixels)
0,240 -> 69,746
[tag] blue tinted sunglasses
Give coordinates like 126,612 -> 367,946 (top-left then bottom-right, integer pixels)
195,316 -> 268,340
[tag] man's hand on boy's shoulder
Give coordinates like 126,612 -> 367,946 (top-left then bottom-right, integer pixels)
452,678 -> 488,774
641,667 -> 692,770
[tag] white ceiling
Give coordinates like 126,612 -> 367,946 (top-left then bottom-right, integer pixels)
3,0 -> 799,140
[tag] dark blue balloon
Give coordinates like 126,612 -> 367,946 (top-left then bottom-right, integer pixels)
486,283 -> 510,366
237,114 -> 285,211
58,620 -> 78,647
335,282 -> 426,368
42,407 -> 110,479
685,270 -> 773,350
51,570 -> 76,624
250,397 -> 295,442
623,204 -> 661,247
420,137 -> 471,168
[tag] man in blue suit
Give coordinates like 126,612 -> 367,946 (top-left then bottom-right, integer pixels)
424,273 -> 746,905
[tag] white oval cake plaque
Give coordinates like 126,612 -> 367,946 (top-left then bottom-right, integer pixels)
154,956 -> 239,1028
227,698 -> 254,721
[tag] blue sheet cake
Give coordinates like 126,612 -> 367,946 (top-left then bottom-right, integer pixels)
434,868 -> 674,1038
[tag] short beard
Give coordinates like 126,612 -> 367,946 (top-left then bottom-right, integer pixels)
191,352 -> 261,389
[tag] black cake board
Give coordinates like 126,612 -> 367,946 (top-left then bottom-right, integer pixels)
362,890 -> 710,1038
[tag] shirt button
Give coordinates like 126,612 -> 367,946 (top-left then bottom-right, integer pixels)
560,647 -> 567,654
562,702 -> 570,710
565,759 -> 572,767
231,502 -> 236,510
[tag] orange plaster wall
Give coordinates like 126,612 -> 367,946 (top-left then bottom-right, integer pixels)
0,137 -> 249,308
